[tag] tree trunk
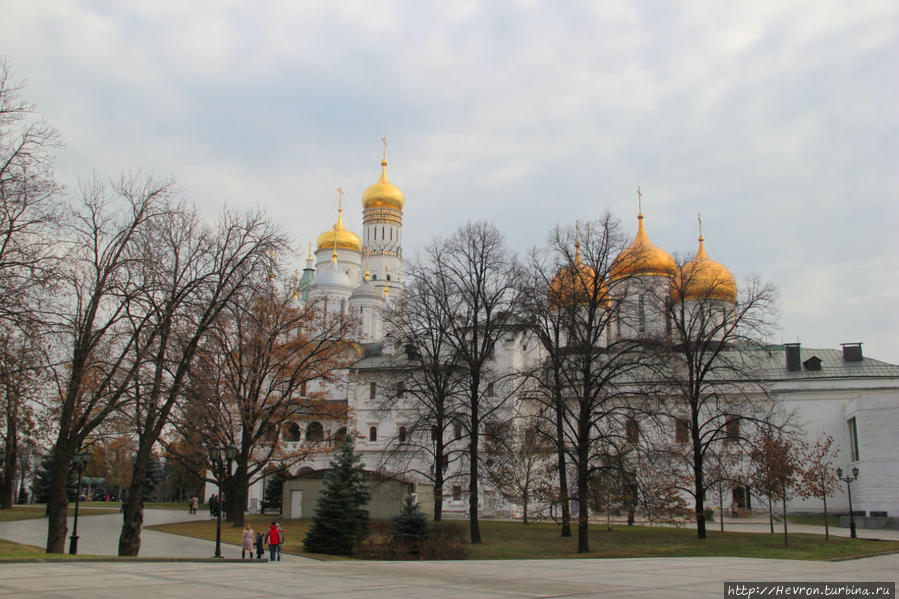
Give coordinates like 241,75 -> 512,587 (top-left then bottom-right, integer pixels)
823,496 -> 829,541
45,452 -> 72,554
767,496 -> 774,534
694,466 -> 706,539
782,490 -> 788,547
0,428 -> 16,509
576,461 -> 589,553
230,466 -> 248,528
719,488 -> 724,533
522,489 -> 529,525
118,453 -> 149,556
554,393 -> 571,537
468,394 -> 481,544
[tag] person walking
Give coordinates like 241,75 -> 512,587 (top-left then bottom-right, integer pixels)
276,522 -> 285,561
190,495 -> 199,515
265,521 -> 280,562
241,524 -> 255,559
255,531 -> 265,560
209,494 -> 217,518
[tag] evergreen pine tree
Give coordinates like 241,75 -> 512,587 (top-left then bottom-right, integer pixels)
263,470 -> 287,512
302,441 -> 370,555
392,495 -> 428,543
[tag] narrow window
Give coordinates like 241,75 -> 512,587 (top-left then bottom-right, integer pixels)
381,226 -> 385,240
626,419 -> 639,444
390,228 -> 393,240
487,382 -> 494,397
300,381 -> 307,396
452,485 -> 462,501
372,274 -> 377,280
396,381 -> 404,398
442,454 -> 449,469
369,382 -> 376,400
398,426 -> 407,443
431,425 -> 439,442
725,417 -> 740,442
454,423 -> 463,440
675,419 -> 689,444
386,274 -> 391,281
848,417 -> 859,461
369,426 -> 378,442
638,295 -> 646,333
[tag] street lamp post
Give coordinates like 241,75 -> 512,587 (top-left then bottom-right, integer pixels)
69,451 -> 91,554
837,466 -> 860,539
208,445 -> 237,558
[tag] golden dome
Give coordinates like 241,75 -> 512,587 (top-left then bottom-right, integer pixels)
673,236 -> 737,303
610,214 -> 676,280
362,159 -> 404,212
549,242 -> 610,308
316,199 -> 362,253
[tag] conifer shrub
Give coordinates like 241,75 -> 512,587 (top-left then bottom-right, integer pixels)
302,441 -> 370,555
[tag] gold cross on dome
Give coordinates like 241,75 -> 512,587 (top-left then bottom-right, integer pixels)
637,186 -> 643,215
381,137 -> 388,161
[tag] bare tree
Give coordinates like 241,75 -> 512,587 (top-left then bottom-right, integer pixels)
423,221 -> 522,544
378,261 -> 467,521
483,419 -> 554,524
43,174 -> 172,554
750,429 -> 801,546
0,59 -> 61,511
648,231 -> 781,540
117,206 -> 284,556
524,216 -> 651,553
0,319 -> 46,508
0,58 -> 61,327
799,433 -> 840,541
180,278 -> 356,528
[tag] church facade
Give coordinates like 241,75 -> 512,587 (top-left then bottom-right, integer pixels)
249,151 -> 899,522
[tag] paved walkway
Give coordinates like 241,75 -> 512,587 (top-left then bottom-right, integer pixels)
0,554 -> 896,598
0,508 -> 310,562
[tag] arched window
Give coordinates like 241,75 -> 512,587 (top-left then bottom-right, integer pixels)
386,274 -> 391,281
372,274 -> 377,280
398,426 -> 407,443
284,422 -> 301,442
369,426 -> 378,442
306,421 -> 324,442
454,423 -> 463,440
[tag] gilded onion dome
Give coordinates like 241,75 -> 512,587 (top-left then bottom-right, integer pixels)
674,234 -> 737,303
548,240 -> 610,308
609,213 -> 676,281
362,158 -> 404,211
316,195 -> 362,253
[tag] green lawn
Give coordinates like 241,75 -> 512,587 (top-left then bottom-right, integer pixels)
0,505 -> 118,522
149,517 -> 899,561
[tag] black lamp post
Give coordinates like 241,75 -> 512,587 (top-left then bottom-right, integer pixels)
69,450 -> 91,554
837,466 -> 860,539
208,444 -> 237,558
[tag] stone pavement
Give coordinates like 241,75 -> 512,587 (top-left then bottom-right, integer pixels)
0,554 -> 896,598
0,508 -> 310,562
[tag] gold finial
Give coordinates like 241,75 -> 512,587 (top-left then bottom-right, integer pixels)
364,250 -> 371,281
697,212 -> 704,242
637,186 -> 643,218
381,137 -> 388,162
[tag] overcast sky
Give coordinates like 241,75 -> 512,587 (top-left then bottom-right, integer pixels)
5,1 -> 898,362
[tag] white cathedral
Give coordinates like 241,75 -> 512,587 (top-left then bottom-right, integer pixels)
247,150 -> 899,526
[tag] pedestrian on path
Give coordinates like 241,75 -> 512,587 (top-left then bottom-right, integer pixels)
255,531 -> 265,560
276,522 -> 284,561
189,495 -> 198,515
241,524 -> 255,559
265,521 -> 280,562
